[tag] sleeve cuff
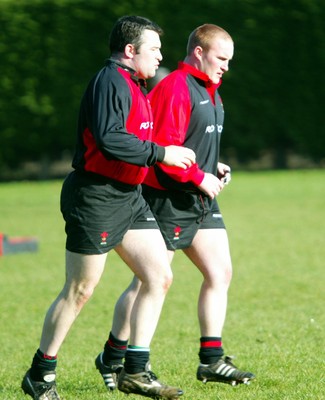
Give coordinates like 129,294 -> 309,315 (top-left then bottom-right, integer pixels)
191,169 -> 205,186
156,146 -> 165,163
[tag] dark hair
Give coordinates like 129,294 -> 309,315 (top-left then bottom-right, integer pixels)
109,15 -> 163,55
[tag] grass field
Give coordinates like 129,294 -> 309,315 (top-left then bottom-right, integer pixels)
0,170 -> 324,400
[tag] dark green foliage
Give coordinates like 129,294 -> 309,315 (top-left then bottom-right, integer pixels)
0,0 -> 324,176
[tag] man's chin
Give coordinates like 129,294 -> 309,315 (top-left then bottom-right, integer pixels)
147,72 -> 156,79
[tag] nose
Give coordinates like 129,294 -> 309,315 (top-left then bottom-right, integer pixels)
157,50 -> 163,61
221,60 -> 229,72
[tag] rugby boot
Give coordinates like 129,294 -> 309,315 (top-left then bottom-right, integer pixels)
118,362 -> 183,399
197,356 -> 255,386
21,369 -> 60,399
95,352 -> 123,391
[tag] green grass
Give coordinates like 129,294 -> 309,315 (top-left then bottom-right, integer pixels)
0,170 -> 324,399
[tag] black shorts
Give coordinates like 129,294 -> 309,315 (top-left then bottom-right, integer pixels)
60,171 -> 159,254
142,185 -> 226,251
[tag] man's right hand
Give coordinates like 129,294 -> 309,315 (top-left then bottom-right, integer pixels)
197,172 -> 225,199
162,145 -> 196,169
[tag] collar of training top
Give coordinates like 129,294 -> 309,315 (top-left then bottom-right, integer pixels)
178,61 -> 222,89
106,58 -> 147,94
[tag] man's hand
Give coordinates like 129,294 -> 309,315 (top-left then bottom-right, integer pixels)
162,145 -> 196,169
197,172 -> 224,199
217,162 -> 231,185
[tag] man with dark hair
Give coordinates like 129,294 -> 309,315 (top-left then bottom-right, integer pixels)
21,15 -> 194,400
100,23 -> 255,392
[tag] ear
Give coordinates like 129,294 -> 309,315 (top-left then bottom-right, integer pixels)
125,44 -> 135,59
194,46 -> 203,61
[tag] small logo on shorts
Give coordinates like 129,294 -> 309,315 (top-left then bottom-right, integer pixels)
100,231 -> 109,246
212,213 -> 222,218
173,226 -> 182,240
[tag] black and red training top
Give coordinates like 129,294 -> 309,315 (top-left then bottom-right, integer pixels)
145,62 -> 225,192
72,59 -> 165,185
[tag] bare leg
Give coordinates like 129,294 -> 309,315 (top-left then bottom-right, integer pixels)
111,248 -> 175,341
111,275 -> 141,341
40,250 -> 107,355
183,229 -> 232,337
115,229 -> 173,346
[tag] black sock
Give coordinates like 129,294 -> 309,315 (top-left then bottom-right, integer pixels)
124,347 -> 150,374
30,349 -> 57,381
103,332 -> 128,366
198,336 -> 224,364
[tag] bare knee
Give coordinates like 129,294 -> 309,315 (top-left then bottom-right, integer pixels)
66,281 -> 97,311
205,262 -> 232,288
141,270 -> 173,294
223,262 -> 233,285
162,271 -> 173,292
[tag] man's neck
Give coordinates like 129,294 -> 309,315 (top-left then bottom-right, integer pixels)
109,57 -> 136,74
